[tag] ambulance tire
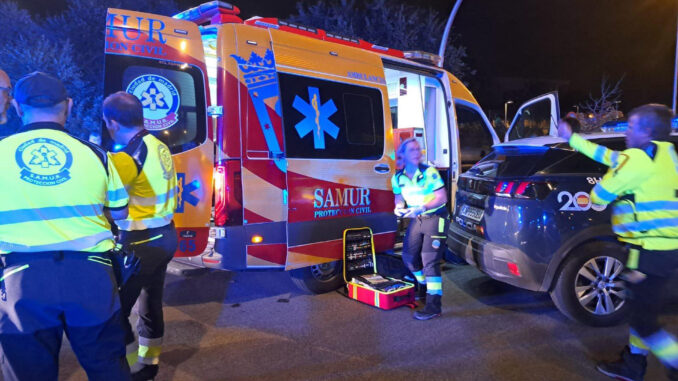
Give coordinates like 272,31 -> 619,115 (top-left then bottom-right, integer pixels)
550,241 -> 629,327
290,261 -> 345,294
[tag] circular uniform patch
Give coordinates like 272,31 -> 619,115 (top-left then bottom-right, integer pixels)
15,137 -> 73,186
431,239 -> 441,249
158,144 -> 174,180
126,74 -> 180,131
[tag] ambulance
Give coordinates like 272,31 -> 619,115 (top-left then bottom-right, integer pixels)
103,1 -> 500,293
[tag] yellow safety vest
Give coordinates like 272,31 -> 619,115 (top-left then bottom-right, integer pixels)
570,133 -> 678,251
391,164 -> 446,215
0,122 -> 128,254
110,130 -> 177,231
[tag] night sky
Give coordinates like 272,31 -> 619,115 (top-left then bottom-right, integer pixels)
17,0 -> 678,115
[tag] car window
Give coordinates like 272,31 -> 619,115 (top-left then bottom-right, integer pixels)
508,99 -> 552,140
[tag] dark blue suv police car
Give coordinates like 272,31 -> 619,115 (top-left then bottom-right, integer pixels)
447,133 -> 677,326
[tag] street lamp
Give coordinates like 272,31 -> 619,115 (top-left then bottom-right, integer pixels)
438,0 -> 464,67
504,100 -> 513,126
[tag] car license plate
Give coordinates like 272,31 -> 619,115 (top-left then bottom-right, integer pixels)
459,204 -> 484,222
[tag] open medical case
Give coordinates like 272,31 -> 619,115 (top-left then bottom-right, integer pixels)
343,227 -> 415,309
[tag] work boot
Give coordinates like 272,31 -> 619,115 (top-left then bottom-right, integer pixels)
596,346 -> 647,381
413,294 -> 441,320
131,364 -> 159,381
415,284 -> 427,301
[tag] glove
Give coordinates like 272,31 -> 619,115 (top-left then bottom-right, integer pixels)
394,206 -> 408,217
402,206 -> 426,218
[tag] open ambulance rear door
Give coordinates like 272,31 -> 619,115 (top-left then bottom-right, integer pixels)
103,8 -> 214,257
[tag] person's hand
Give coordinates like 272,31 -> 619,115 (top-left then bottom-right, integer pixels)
394,206 -> 407,217
557,120 -> 573,140
402,206 -> 426,218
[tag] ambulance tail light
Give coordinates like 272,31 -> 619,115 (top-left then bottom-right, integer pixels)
494,181 -> 554,200
214,160 -> 243,226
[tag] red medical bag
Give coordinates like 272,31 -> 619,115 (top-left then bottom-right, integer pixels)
343,228 -> 415,310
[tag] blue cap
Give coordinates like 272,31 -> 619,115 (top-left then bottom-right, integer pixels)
14,71 -> 68,108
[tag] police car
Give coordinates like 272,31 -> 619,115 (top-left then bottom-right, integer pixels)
447,131 -> 678,326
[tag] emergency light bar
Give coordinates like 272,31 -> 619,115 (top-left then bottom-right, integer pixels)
403,51 -> 442,67
173,1 -> 241,25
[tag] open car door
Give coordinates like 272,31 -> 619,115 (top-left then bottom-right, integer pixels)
505,92 -> 560,141
103,8 -> 214,257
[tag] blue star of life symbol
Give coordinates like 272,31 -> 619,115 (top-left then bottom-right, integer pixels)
292,87 -> 340,149
29,145 -> 61,168
176,172 -> 200,213
140,82 -> 169,111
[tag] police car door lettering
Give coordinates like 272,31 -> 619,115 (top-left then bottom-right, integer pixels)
586,177 -> 602,185
558,191 -> 607,212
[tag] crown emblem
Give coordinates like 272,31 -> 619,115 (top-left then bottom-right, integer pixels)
230,50 -> 277,88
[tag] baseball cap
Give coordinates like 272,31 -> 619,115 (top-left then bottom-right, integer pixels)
14,71 -> 68,107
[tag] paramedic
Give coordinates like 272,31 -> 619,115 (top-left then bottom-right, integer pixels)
560,104 -> 678,381
103,92 -> 178,381
0,72 -> 131,380
392,138 -> 449,320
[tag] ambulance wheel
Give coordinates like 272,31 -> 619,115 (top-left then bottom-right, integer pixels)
550,241 -> 629,327
290,261 -> 344,294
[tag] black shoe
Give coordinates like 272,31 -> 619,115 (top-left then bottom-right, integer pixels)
415,284 -> 427,301
667,367 -> 678,381
413,295 -> 441,320
132,364 -> 159,381
596,346 -> 647,381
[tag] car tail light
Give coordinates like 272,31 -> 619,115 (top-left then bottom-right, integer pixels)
507,262 -> 521,277
214,160 -> 243,226
493,181 -> 554,200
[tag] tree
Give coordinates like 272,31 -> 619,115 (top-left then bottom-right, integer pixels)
290,0 -> 474,81
0,0 -> 178,137
577,75 -> 625,132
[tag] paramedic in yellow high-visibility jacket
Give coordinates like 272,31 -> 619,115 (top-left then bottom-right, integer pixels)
392,138 -> 449,321
0,72 -> 131,380
559,105 -> 678,381
103,92 -> 178,381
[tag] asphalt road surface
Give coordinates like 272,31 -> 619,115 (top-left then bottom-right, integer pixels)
53,259 -> 678,381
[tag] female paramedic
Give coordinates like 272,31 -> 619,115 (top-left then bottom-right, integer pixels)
392,138 -> 449,320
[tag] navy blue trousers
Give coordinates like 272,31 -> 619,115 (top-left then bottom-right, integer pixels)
0,251 -> 130,381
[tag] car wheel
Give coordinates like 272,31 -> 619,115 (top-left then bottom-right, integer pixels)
290,261 -> 345,294
550,241 -> 629,326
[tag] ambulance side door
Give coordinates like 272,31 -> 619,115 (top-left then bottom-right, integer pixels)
270,31 -> 397,270
103,8 -> 214,256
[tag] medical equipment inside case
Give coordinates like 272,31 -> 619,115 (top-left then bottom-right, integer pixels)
343,228 -> 415,309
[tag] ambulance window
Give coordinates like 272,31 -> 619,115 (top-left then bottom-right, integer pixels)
508,99 -> 552,141
456,104 -> 494,167
344,93 -> 376,145
103,55 -> 207,154
278,73 -> 384,160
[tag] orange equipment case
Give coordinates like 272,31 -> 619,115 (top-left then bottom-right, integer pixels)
343,227 -> 415,309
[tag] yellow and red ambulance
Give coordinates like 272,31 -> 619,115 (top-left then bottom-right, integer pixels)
103,1 -> 499,292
